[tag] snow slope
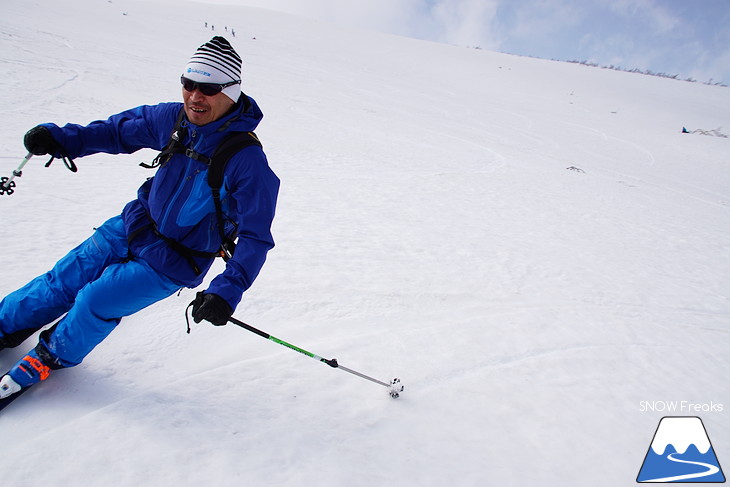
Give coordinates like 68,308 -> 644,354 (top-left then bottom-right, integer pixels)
1,0 -> 729,485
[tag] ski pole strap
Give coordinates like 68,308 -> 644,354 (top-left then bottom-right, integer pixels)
184,300 -> 195,334
44,154 -> 78,173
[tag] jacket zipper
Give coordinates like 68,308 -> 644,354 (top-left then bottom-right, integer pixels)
158,128 -> 199,234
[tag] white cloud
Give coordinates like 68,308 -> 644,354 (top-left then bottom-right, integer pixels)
601,0 -> 681,35
506,0 -> 585,39
427,0 -> 500,48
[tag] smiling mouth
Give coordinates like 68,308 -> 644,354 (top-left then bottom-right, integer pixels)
189,105 -> 207,113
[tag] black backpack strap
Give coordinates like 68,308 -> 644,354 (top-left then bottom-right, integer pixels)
140,107 -> 213,169
207,131 -> 263,260
130,126 -> 263,274
140,107 -> 187,169
207,131 -> 262,188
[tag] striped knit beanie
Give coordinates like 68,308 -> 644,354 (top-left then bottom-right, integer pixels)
184,36 -> 242,102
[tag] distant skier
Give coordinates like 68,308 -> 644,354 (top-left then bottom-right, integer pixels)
0,37 -> 279,404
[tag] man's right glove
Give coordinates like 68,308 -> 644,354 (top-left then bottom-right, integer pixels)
24,126 -> 62,156
190,292 -> 233,326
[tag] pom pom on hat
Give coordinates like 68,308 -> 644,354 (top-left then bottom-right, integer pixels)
184,36 -> 242,102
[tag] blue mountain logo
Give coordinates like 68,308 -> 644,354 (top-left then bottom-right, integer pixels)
637,416 -> 725,483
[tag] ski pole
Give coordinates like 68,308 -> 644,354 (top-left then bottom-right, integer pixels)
0,153 -> 33,196
227,316 -> 404,398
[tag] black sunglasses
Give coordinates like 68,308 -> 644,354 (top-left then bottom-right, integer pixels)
180,76 -> 240,96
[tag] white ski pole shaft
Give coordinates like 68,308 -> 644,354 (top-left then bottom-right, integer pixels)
0,153 -> 33,194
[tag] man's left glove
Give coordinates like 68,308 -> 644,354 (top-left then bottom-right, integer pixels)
24,126 -> 63,156
190,292 -> 232,326
23,125 -> 78,173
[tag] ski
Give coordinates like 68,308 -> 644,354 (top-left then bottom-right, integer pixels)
0,386 -> 31,413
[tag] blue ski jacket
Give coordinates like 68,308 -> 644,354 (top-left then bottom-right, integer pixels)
42,96 -> 279,310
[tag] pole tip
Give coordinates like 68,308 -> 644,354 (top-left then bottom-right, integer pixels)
389,378 -> 404,399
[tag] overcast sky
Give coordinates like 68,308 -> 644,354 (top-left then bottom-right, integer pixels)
208,0 -> 730,85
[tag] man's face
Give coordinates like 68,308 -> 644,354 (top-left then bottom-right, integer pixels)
182,85 -> 234,126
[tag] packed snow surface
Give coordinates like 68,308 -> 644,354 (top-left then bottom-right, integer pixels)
1,0 -> 728,485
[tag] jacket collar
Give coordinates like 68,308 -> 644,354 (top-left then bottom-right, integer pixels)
185,94 -> 263,136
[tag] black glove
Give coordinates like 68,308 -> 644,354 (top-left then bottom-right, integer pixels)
24,126 -> 62,156
190,292 -> 232,326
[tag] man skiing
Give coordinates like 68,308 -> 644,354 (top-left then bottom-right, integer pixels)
0,37 -> 279,404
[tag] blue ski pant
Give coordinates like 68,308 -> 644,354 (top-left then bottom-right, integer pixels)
0,215 -> 181,367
